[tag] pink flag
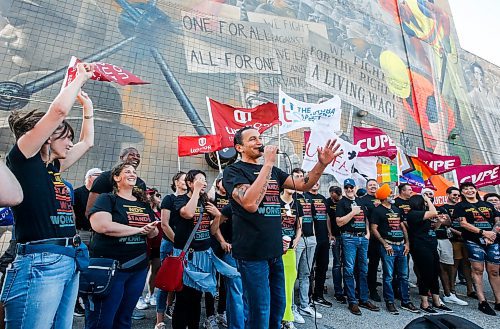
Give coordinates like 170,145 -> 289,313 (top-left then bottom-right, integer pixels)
417,148 -> 461,175
61,56 -> 149,89
455,164 -> 500,188
353,127 -> 397,160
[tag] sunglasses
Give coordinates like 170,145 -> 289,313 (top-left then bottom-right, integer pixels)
344,186 -> 355,190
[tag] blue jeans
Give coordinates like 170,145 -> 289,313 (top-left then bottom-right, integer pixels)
342,234 -> 369,304
380,244 -> 410,304
237,257 -> 285,329
222,253 -> 246,329
0,252 -> 79,329
331,236 -> 344,297
156,238 -> 173,313
85,268 -> 148,329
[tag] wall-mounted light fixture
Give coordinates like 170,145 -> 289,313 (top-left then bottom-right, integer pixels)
356,109 -> 368,117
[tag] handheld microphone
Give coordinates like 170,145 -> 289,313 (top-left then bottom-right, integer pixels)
258,145 -> 283,154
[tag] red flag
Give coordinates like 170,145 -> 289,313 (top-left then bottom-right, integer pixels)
177,135 -> 222,157
455,164 -> 500,189
61,56 -> 148,89
417,148 -> 461,175
207,98 -> 279,148
353,127 -> 397,159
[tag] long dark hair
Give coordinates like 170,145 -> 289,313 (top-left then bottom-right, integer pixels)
171,171 -> 186,192
408,195 -> 426,211
9,110 -> 74,141
459,182 -> 481,202
185,169 -> 208,205
111,163 -> 147,203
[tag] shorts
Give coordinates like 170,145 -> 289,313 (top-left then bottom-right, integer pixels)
465,241 -> 500,265
451,241 -> 467,260
437,239 -> 454,265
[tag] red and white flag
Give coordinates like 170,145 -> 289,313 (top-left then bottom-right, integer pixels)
417,148 -> 461,175
455,164 -> 500,189
353,127 -> 397,160
207,98 -> 279,148
178,135 -> 222,157
61,56 -> 149,89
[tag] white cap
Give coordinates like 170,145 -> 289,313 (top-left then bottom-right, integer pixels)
421,188 -> 434,195
85,168 -> 103,180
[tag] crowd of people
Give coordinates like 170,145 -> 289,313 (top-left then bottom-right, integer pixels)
0,62 -> 498,329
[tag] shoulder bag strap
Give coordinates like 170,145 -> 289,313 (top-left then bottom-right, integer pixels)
179,205 -> 205,258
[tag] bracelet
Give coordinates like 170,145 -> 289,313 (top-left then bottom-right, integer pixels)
84,115 -> 94,119
479,229 -> 483,236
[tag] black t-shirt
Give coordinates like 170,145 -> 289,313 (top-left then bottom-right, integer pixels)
220,204 -> 233,243
440,203 -> 461,242
223,161 -> 289,260
293,192 -> 314,237
435,206 -> 451,240
174,194 -> 212,251
325,197 -> 341,236
360,194 -> 379,222
406,210 -> 437,248
89,193 -> 154,271
453,200 -> 499,245
308,192 -> 329,242
394,197 -> 411,221
335,197 -> 368,234
73,186 -> 91,230
160,194 -> 180,239
90,170 -> 147,194
212,192 -> 230,252
280,198 -> 303,247
371,205 -> 404,242
6,144 -> 76,243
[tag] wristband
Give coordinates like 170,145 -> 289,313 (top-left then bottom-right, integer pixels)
84,115 -> 94,119
479,229 -> 484,236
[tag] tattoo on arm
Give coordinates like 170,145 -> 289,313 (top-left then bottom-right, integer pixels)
255,170 -> 272,206
233,184 -> 249,204
303,175 -> 310,184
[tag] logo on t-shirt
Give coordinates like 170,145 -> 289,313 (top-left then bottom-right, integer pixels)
194,206 -> 211,241
387,212 -> 403,238
257,179 -> 281,217
312,198 -> 327,221
281,205 -> 297,237
125,205 -> 151,227
49,171 -> 74,228
466,206 -> 493,230
298,197 -> 313,224
353,210 -> 366,229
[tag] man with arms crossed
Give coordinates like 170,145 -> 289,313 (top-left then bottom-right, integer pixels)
223,127 -> 341,329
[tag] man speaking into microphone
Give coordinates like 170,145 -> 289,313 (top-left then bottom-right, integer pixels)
223,126 -> 342,329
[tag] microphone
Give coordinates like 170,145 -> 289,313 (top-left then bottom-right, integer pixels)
258,145 -> 283,154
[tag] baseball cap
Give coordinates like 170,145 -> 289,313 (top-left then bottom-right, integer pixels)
375,184 -> 392,200
343,178 -> 356,188
421,188 -> 434,196
85,168 -> 103,180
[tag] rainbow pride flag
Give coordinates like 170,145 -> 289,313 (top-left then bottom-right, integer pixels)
377,163 -> 398,183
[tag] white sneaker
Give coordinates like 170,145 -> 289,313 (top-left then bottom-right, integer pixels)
299,306 -> 322,319
282,321 -> 296,329
144,293 -> 151,304
292,308 -> 305,324
150,294 -> 157,306
154,323 -> 167,329
409,282 -> 417,288
136,297 -> 149,310
443,293 -> 468,306
204,315 -> 218,329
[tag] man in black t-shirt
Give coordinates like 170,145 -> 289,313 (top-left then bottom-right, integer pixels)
223,127 -> 341,329
394,183 -> 412,221
325,185 -> 346,303
361,179 -> 382,302
336,178 -> 380,315
309,182 -> 334,308
73,168 -> 102,245
85,147 -> 146,218
370,184 -> 418,315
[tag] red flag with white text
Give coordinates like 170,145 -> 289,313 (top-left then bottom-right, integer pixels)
207,98 -> 279,148
454,164 -> 500,189
417,148 -> 461,175
353,127 -> 397,159
178,135 -> 222,157
61,56 -> 149,89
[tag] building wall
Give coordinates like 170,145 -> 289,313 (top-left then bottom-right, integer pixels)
0,0 -> 498,192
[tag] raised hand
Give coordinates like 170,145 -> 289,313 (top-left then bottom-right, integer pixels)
75,62 -> 95,83
77,90 -> 93,109
263,145 -> 278,166
317,139 -> 343,166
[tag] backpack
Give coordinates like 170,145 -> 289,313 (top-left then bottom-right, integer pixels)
404,315 -> 483,329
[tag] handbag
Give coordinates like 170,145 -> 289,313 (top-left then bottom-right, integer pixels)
155,205 -> 204,292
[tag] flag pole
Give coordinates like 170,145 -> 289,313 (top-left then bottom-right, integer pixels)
277,85 -> 282,168
177,155 -> 181,172
452,169 -> 459,187
206,97 -> 223,173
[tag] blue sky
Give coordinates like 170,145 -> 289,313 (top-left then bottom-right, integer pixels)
449,0 -> 500,66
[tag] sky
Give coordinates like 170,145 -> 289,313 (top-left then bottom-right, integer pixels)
448,0 -> 500,66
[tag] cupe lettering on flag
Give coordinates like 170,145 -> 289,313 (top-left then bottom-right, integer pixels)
303,128 -> 360,184
353,127 -> 397,159
417,148 -> 461,175
278,87 -> 341,134
61,56 -> 149,89
178,135 -> 222,157
455,164 -> 500,189
207,98 -> 279,148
